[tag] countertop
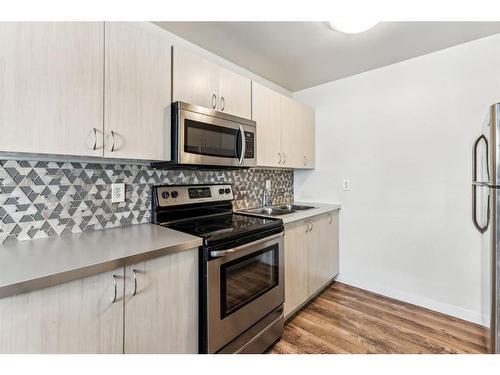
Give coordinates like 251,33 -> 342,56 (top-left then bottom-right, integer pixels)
236,201 -> 341,224
0,224 -> 202,299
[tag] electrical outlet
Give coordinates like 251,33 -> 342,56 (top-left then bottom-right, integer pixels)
342,179 -> 351,191
111,183 -> 126,203
265,180 -> 271,189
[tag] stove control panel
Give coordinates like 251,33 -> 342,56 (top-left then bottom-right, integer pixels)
155,184 -> 234,207
189,187 -> 211,199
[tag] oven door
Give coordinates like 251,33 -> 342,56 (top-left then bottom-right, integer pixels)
176,104 -> 256,167
207,232 -> 284,353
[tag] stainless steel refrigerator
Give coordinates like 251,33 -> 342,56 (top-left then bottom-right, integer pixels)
472,102 -> 500,353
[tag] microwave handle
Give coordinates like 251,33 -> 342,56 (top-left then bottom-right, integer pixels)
238,125 -> 246,165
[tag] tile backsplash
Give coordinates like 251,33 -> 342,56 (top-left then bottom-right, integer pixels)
0,160 -> 293,244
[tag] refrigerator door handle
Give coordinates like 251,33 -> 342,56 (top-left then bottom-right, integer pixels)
472,134 -> 489,183
472,134 -> 490,233
472,185 -> 490,233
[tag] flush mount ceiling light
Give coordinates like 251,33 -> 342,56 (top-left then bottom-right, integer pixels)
328,21 -> 378,34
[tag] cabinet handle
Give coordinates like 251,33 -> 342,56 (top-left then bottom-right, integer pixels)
329,214 -> 333,224
278,152 -> 282,164
283,153 -> 287,164
212,94 -> 217,109
92,128 -> 97,151
305,220 -> 312,233
220,96 -> 225,111
132,269 -> 138,296
310,220 -> 314,232
110,130 -> 116,152
304,155 -> 307,166
112,275 -> 118,303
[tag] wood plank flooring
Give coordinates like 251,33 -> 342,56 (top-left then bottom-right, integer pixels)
270,282 -> 487,354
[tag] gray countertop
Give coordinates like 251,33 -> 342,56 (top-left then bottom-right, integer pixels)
236,201 -> 341,224
0,224 -> 202,299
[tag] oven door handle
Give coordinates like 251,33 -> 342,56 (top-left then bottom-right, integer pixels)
210,232 -> 283,258
238,125 -> 246,165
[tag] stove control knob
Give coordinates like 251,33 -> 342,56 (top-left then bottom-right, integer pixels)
219,188 -> 225,195
225,188 -> 231,194
171,191 -> 179,199
161,191 -> 169,199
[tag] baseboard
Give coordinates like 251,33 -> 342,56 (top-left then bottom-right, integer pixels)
335,274 -> 485,326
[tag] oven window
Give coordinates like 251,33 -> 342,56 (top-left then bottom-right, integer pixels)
220,245 -> 279,318
184,119 -> 241,159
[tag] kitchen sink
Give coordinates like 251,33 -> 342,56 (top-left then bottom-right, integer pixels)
240,204 -> 316,217
240,207 -> 293,216
274,204 -> 316,211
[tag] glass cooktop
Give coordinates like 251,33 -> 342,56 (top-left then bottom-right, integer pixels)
161,213 -> 280,243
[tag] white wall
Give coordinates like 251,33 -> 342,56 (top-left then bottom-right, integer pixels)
294,34 -> 500,324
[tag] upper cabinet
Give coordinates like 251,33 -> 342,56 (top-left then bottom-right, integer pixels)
104,22 -> 172,160
218,67 -> 252,119
252,82 -> 282,167
172,47 -> 220,110
297,101 -> 315,169
0,22 -> 312,166
0,22 -> 172,161
252,82 -> 315,169
280,95 -> 301,168
0,22 -> 104,157
172,46 -> 251,118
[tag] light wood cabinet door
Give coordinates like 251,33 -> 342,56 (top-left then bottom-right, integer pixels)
172,46 -> 220,110
123,249 -> 198,353
280,95 -> 302,168
308,213 -> 339,297
104,22 -> 172,160
284,220 -> 309,318
328,211 -> 340,278
0,269 -> 124,354
252,82 -> 282,167
299,102 -> 315,169
0,22 -> 104,157
218,67 -> 251,118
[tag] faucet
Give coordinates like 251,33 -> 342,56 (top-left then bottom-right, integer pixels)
262,188 -> 288,207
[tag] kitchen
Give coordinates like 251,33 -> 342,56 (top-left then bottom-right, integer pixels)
1,2 -> 500,371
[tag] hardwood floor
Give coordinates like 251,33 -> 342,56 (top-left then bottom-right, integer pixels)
270,282 -> 487,354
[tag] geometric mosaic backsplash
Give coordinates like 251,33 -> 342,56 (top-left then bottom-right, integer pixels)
0,159 -> 293,244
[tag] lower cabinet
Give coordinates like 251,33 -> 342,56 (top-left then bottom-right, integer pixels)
0,268 -> 124,353
308,212 -> 339,296
283,219 -> 309,317
0,248 -> 198,354
284,211 -> 339,319
124,249 -> 198,354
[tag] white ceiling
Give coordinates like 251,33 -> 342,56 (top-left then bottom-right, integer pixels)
155,22 -> 500,92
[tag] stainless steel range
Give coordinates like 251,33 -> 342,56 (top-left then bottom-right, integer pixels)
151,183 -> 285,354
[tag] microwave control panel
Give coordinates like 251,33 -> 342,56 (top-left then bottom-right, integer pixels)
244,132 -> 255,158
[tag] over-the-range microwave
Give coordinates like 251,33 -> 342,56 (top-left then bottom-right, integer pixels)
152,101 -> 257,169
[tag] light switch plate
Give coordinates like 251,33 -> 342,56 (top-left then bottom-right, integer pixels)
343,179 -> 351,191
111,183 -> 126,203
